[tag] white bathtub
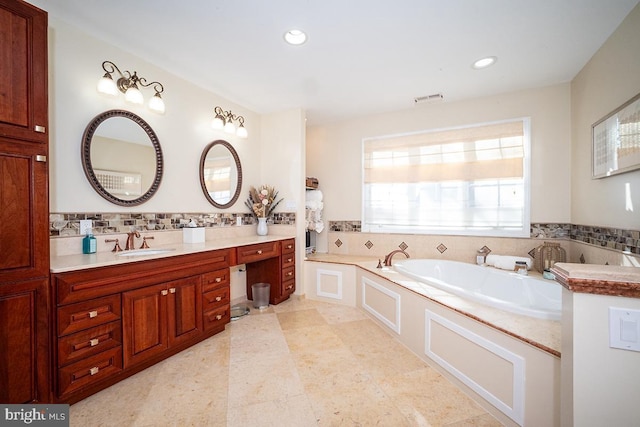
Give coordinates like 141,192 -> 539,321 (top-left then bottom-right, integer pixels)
393,259 -> 561,320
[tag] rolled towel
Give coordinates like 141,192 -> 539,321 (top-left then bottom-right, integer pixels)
485,254 -> 532,271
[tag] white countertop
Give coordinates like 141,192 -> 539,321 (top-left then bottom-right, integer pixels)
51,235 -> 294,273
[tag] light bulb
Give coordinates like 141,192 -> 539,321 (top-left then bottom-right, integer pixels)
211,116 -> 224,129
148,93 -> 165,114
97,74 -> 118,96
236,124 -> 248,138
224,121 -> 236,134
124,86 -> 144,105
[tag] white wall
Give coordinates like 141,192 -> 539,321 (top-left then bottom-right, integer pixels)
307,84 -> 572,251
45,16 -> 288,214
570,4 -> 640,230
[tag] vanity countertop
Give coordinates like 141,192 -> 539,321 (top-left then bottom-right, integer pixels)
552,262 -> 640,298
51,234 -> 295,273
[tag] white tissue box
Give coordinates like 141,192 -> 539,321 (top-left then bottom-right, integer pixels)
182,227 -> 205,244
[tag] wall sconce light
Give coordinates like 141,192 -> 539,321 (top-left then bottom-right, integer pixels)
97,60 -> 166,114
211,106 -> 248,138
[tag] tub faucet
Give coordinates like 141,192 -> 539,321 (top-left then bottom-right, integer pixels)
383,249 -> 410,266
125,230 -> 140,250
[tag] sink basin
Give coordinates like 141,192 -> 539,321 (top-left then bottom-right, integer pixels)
117,248 -> 176,257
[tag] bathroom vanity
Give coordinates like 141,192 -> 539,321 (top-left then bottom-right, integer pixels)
50,236 -> 295,403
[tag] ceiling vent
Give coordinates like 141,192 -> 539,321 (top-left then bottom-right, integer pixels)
414,93 -> 444,105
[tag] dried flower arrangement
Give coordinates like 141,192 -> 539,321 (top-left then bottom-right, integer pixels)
245,185 -> 283,218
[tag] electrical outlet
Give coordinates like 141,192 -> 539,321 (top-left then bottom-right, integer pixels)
79,220 -> 93,235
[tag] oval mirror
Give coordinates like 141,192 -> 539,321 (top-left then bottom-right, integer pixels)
199,140 -> 242,208
81,110 -> 163,206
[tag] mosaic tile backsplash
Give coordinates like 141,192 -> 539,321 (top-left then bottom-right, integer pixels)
50,212 -> 296,237
328,221 -> 640,256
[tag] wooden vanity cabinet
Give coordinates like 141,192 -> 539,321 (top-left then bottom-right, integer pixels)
242,238 -> 296,305
51,249 -> 230,403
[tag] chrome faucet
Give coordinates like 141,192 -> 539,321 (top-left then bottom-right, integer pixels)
125,230 -> 140,250
383,249 -> 410,266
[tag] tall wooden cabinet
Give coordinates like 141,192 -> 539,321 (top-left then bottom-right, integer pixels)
0,0 -> 50,403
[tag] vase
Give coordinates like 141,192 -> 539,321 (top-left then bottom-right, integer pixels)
256,217 -> 268,236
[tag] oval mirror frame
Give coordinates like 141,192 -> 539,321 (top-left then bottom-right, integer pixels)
199,140 -> 242,208
81,110 -> 164,206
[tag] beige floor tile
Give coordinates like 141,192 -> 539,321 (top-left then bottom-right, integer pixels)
277,308 -> 328,330
377,367 -> 491,426
444,413 -> 505,427
293,347 -> 372,392
314,302 -> 369,324
283,324 -> 345,355
226,394 -> 317,427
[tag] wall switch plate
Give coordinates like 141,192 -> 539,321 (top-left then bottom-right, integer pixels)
609,307 -> 640,352
79,220 -> 92,235
236,217 -> 242,226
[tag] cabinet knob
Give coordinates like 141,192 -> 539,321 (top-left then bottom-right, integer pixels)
287,271 -> 293,276
88,310 -> 98,318
169,288 -> 176,294
287,245 -> 292,249
287,258 -> 293,263
215,277 -> 221,283
257,250 -> 262,255
89,338 -> 100,347
89,366 -> 99,376
215,314 -> 222,320
286,285 -> 293,290
215,296 -> 222,302
161,290 -> 168,296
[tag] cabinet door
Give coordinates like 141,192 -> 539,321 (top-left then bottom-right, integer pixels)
122,283 -> 168,367
0,278 -> 49,403
0,0 -> 48,143
167,276 -> 202,347
0,143 -> 49,282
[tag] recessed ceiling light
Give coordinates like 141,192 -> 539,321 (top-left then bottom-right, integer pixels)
284,29 -> 307,45
472,56 -> 497,69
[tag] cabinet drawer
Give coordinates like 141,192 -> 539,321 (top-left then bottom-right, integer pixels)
236,241 -> 279,264
282,266 -> 295,282
282,279 -> 295,296
202,269 -> 229,292
58,295 -> 121,337
281,239 -> 295,254
202,287 -> 230,311
203,306 -> 230,332
58,321 -> 122,367
282,253 -> 295,269
58,347 -> 123,398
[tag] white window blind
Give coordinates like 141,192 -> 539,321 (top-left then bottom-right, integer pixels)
362,119 -> 530,237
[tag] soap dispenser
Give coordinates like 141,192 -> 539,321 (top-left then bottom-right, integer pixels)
82,228 -> 97,254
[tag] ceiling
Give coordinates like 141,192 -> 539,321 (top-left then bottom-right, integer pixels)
30,0 -> 639,126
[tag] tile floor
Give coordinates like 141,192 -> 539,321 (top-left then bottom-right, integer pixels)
69,297 -> 504,426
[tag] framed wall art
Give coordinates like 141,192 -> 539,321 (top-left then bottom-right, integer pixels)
592,92 -> 640,179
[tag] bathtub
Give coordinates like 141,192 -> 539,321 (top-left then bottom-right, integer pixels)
393,259 -> 561,320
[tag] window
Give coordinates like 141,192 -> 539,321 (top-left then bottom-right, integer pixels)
362,119 -> 530,237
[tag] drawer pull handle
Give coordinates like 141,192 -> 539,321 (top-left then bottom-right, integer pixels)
169,288 -> 176,294
287,272 -> 293,276
88,310 -> 98,318
256,250 -> 262,255
287,245 -> 292,249
215,314 -> 222,320
89,366 -> 99,376
161,290 -> 168,296
89,338 -> 100,347
287,258 -> 293,263
215,277 -> 221,283
215,296 -> 222,302
286,285 -> 293,290
35,125 -> 46,133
